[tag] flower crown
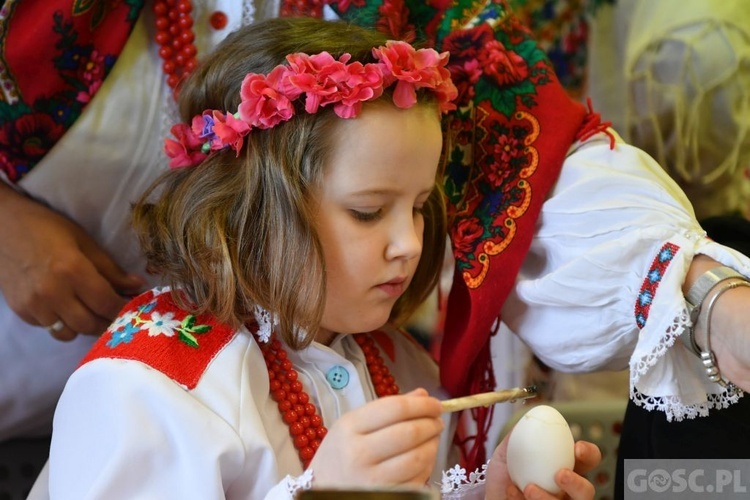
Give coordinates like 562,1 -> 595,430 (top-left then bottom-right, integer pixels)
164,40 -> 458,169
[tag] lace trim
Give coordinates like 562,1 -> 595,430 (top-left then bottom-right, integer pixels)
253,305 -> 278,343
631,387 -> 743,422
630,306 -> 744,421
440,462 -> 487,494
283,469 -> 314,497
242,0 -> 257,26
631,308 -> 688,382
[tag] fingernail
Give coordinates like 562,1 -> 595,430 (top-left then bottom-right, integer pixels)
559,470 -> 572,485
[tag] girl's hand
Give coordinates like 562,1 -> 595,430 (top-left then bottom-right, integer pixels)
486,434 -> 601,500
309,388 -> 444,488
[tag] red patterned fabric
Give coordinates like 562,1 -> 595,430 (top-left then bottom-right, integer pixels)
80,289 -> 237,389
0,0 -> 144,182
328,0 -> 612,468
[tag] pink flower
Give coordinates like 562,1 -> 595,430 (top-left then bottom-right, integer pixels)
330,61 -> 384,118
164,123 -> 207,169
167,39 -> 459,170
373,41 -> 457,112
238,67 -> 296,129
210,111 -> 250,154
286,52 -> 349,114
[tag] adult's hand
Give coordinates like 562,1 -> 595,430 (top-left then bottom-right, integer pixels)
0,183 -> 145,340
486,433 -> 600,500
309,388 -> 444,488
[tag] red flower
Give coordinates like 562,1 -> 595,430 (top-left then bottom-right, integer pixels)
377,0 -> 415,40
209,111 -> 251,154
449,59 -> 482,105
373,41 -> 457,112
335,0 -> 365,13
0,113 -> 65,181
478,39 -> 529,87
164,123 -> 207,169
452,217 -> 484,256
441,25 -> 496,64
286,52 -> 384,118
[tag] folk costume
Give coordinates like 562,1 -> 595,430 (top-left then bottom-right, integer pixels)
4,0 -> 750,497
44,288 -> 468,498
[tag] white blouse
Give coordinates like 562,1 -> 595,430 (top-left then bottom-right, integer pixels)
501,131 -> 750,420
43,289 -> 469,499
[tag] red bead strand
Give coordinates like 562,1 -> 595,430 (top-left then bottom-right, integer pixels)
258,332 -> 399,468
354,333 -> 400,396
154,0 -> 199,96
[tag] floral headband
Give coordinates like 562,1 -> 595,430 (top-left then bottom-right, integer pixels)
165,41 -> 458,169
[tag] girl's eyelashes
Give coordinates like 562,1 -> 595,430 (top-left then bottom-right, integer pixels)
350,205 -> 426,222
350,209 -> 383,222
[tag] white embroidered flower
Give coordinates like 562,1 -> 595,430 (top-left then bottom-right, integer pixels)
107,310 -> 138,334
441,464 -> 467,493
151,286 -> 170,297
441,462 -> 487,494
253,304 -> 278,343
143,311 -> 182,337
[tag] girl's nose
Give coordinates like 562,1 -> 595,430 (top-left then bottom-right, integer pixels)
385,213 -> 423,261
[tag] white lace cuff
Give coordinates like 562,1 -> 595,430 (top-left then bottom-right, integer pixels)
440,463 -> 487,500
283,469 -> 314,497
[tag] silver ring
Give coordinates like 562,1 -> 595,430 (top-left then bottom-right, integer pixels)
45,320 -> 65,333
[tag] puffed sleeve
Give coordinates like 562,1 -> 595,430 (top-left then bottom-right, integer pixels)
48,358 -> 245,499
501,131 -> 750,420
47,357 -> 303,500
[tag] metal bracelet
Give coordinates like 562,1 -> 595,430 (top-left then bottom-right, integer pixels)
699,279 -> 750,388
684,266 -> 744,357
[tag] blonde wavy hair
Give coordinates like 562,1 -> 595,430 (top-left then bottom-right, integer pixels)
132,17 -> 447,349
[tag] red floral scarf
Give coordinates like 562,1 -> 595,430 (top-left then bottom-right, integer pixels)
327,0 -> 608,468
0,0 -> 144,183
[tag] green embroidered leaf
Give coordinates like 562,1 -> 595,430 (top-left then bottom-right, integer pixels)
509,80 -> 536,97
72,0 -> 96,16
514,40 -> 548,68
125,0 -> 146,21
0,102 -> 32,123
190,325 -> 212,334
488,88 -> 517,119
182,315 -> 196,329
179,330 -> 199,348
90,2 -> 106,29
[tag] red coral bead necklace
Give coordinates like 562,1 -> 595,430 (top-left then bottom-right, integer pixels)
258,332 -> 399,468
153,0 -> 199,95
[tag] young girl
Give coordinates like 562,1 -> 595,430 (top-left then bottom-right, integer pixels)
39,17 -> 598,500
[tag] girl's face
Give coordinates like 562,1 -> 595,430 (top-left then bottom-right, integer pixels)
313,103 -> 443,344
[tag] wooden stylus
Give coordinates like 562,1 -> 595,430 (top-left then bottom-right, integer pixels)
439,385 -> 537,413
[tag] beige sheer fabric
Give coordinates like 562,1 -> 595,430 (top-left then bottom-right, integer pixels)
588,0 -> 750,220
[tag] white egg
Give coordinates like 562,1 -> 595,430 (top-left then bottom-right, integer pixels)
506,404 -> 575,494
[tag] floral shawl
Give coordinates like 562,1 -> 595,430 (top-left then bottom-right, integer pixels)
0,0 -> 145,183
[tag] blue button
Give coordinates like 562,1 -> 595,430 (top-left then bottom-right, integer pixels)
326,365 -> 349,390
